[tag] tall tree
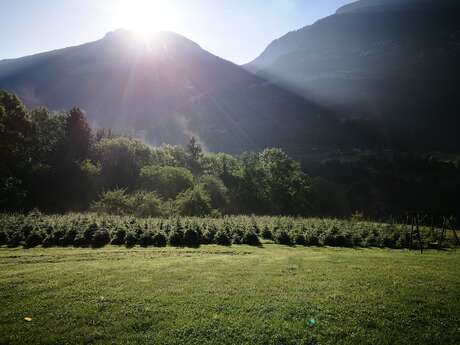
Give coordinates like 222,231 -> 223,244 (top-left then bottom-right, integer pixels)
186,137 -> 203,175
64,107 -> 93,163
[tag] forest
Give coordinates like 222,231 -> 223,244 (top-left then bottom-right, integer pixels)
1,90 -> 460,223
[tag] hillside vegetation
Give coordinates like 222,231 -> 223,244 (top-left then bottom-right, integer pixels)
2,90 -> 460,220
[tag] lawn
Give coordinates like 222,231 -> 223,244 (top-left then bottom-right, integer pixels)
0,245 -> 459,345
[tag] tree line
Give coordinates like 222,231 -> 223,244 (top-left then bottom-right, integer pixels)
2,90 -> 460,221
0,91 -> 313,216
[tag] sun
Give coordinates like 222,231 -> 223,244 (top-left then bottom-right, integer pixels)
114,0 -> 176,37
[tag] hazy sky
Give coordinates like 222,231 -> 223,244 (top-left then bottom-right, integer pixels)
1,0 -> 353,64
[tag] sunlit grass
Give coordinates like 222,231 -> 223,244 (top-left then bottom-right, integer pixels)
0,246 -> 459,344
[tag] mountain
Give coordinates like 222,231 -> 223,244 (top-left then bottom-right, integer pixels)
247,0 -> 460,151
0,29 -> 358,155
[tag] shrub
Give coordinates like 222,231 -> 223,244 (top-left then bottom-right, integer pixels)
382,233 -> 398,249
25,231 -> 43,248
232,232 -> 242,244
111,227 -> 127,245
131,191 -> 163,218
365,234 -> 379,247
352,232 -> 364,247
62,228 -> 77,246
324,226 -> 343,247
307,233 -> 321,246
201,224 -> 217,244
125,232 -> 138,247
42,234 -> 56,247
84,222 -> 99,244
92,230 -> 111,248
152,232 -> 167,247
0,231 -> 8,245
21,223 -> 34,239
184,228 -> 200,247
215,231 -> 231,246
261,226 -> 272,240
53,228 -> 66,246
175,186 -> 212,216
294,233 -> 307,246
169,230 -> 184,247
231,225 -> 244,245
242,231 -> 261,246
92,189 -> 132,215
139,232 -> 154,247
8,231 -> 24,247
274,230 -> 292,246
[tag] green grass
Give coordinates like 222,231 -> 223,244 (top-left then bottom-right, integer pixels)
0,245 -> 459,345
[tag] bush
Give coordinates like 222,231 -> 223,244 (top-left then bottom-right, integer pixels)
242,231 -> 261,246
84,222 -> 99,244
111,227 -> 127,245
184,228 -> 200,247
169,230 -> 184,247
294,233 -> 307,246
21,223 -> 34,239
201,225 -> 217,244
139,232 -> 154,247
382,233 -> 398,249
215,231 -> 231,246
131,192 -> 163,218
231,225 -> 244,245
232,232 -> 242,245
152,232 -> 167,247
42,234 -> 56,247
53,228 -> 66,246
0,231 -> 8,245
175,186 -> 212,216
62,228 -> 77,246
261,226 -> 272,240
25,231 -> 43,248
307,233 -> 320,246
8,231 -> 24,247
274,230 -> 292,246
92,230 -> 111,248
125,232 -> 138,247
91,189 -> 131,215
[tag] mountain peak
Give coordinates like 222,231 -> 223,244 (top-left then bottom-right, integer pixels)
101,28 -> 203,57
336,0 -> 460,14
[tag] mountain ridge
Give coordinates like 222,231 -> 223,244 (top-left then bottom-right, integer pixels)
0,29 -> 359,155
246,0 -> 460,151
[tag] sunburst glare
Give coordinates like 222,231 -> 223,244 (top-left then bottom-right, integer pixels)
113,0 -> 177,37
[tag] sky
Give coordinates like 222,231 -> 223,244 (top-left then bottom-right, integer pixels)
0,0 -> 354,64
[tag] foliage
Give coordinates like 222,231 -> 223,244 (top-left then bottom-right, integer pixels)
175,186 -> 212,216
2,91 -> 460,221
140,165 -> 193,199
199,175 -> 229,211
92,190 -> 163,217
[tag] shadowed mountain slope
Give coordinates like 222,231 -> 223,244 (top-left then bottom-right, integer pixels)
247,0 -> 460,151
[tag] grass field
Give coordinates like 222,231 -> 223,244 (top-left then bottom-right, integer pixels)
0,245 -> 459,345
